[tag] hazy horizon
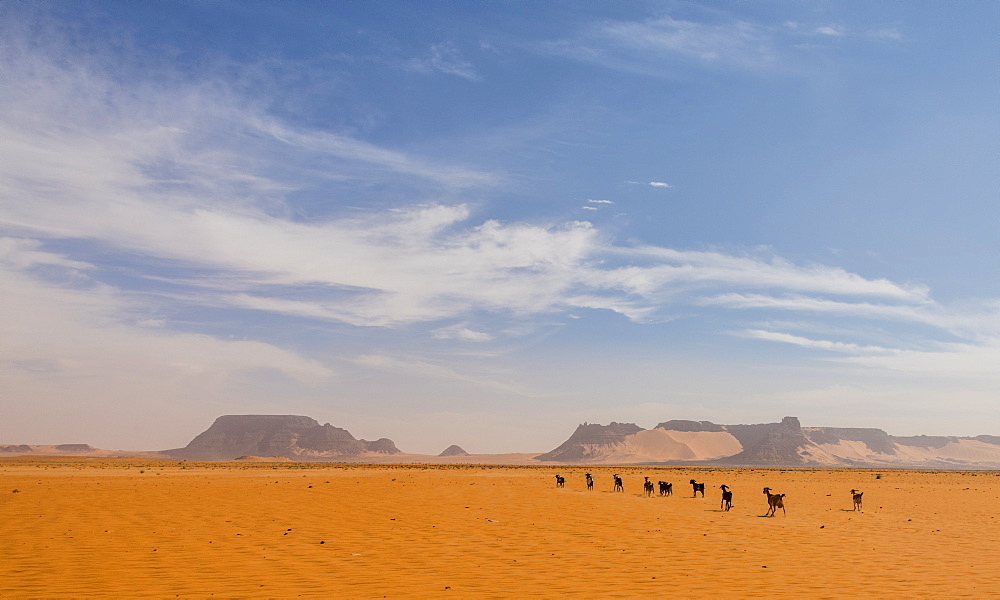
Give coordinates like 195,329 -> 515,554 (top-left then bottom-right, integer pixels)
2,2 -> 998,454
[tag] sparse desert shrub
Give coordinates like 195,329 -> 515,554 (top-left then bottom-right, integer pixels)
12,489 -> 20,493
875,473 -> 882,479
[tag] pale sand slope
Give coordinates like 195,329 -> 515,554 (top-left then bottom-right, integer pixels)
817,439 -> 1000,466
567,430 -> 744,464
2,460 -> 999,598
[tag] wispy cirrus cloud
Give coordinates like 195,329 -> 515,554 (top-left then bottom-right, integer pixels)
739,329 -> 895,355
403,42 -> 480,81
538,13 -> 901,76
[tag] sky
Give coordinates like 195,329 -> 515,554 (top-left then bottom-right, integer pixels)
1,1 -> 998,454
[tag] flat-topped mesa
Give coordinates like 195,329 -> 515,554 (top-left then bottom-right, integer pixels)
167,415 -> 401,461
54,444 -> 95,452
534,422 -> 643,462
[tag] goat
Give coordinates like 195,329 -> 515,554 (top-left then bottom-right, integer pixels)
585,473 -> 594,491
643,477 -> 654,497
554,474 -> 565,488
763,487 -> 785,517
613,474 -> 624,492
690,479 -> 705,497
658,481 -> 672,496
720,484 -> 733,511
851,489 -> 863,511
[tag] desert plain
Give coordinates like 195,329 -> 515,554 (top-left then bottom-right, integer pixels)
2,459 -> 998,598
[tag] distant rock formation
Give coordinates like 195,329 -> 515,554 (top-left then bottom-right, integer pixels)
439,445 -> 470,457
533,422 -> 643,462
538,416 -> 1000,468
166,415 -> 402,461
54,444 -> 94,452
719,417 -> 812,465
654,420 -> 724,432
0,445 -> 33,453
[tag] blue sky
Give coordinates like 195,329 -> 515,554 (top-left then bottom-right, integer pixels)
1,1 -> 998,453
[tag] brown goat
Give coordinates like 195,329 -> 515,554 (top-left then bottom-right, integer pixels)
763,487 -> 785,517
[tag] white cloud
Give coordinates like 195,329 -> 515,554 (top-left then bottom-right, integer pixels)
649,181 -> 671,188
739,329 -> 895,355
867,28 -> 903,41
814,26 -> 844,37
597,16 -> 777,69
539,13 -> 902,78
432,324 -> 494,343
842,340 -> 1000,378
615,248 -> 930,303
702,293 -> 1000,341
587,199 -> 614,204
0,239 -> 335,447
352,353 -> 529,395
405,42 -> 480,81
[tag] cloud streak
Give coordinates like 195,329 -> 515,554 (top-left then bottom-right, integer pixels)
538,12 -> 903,77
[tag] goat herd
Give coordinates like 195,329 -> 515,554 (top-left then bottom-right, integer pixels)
553,473 -> 866,516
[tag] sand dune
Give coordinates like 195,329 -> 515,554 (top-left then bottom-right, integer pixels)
817,438 -> 1000,467
2,458 -> 999,598
587,430 -> 746,464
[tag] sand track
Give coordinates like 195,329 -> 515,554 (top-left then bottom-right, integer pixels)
2,460 -> 998,598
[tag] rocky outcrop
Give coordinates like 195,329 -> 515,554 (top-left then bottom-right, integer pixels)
654,420 -> 724,432
167,415 -> 402,461
362,438 -> 401,454
891,435 -> 953,449
533,422 -> 643,462
439,445 -> 470,457
807,427 -> 896,454
54,444 -> 95,452
719,417 -> 815,465
0,445 -> 33,453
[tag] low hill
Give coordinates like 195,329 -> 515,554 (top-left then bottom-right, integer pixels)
439,445 -> 470,457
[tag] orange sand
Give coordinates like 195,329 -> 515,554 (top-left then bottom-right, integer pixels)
2,459 -> 998,598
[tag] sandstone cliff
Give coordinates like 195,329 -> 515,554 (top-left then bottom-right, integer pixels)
538,416 -> 1000,467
